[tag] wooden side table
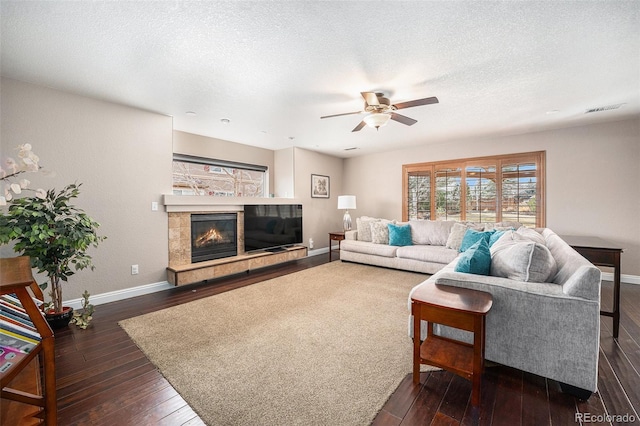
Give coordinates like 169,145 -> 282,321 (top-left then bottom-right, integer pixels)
328,231 -> 345,262
412,282 -> 493,407
561,235 -> 624,338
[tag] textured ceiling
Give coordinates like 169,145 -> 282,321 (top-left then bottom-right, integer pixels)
1,1 -> 639,158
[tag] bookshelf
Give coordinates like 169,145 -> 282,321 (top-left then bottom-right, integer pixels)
0,256 -> 56,425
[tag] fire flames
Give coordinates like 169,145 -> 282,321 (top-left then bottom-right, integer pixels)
194,228 -> 230,248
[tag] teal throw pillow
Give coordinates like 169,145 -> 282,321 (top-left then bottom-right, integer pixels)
388,223 -> 412,247
454,238 -> 491,275
459,228 -> 495,252
489,229 -> 506,247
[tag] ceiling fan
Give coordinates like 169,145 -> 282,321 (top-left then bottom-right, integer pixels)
320,92 -> 439,132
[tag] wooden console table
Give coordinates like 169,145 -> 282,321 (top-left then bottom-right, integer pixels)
561,235 -> 624,338
411,282 -> 493,407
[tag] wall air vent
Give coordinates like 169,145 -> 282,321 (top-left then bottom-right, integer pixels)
585,103 -> 625,114
344,147 -> 358,151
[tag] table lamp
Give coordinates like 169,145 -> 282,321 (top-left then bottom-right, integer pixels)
337,195 -> 357,231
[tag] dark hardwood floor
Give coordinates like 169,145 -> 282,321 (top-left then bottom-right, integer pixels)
2,254 -> 639,425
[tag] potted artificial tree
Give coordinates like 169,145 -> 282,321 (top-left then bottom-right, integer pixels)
1,145 -> 105,328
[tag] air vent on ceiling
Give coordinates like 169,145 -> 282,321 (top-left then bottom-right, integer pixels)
344,147 -> 359,151
585,103 -> 625,114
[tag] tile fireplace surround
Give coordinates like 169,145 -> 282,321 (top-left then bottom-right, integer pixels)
167,211 -> 244,267
163,196 -> 307,285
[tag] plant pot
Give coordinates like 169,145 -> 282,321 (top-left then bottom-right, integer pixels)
45,306 -> 74,329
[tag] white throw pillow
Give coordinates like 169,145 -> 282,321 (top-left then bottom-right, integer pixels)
356,216 -> 379,242
490,241 -> 557,282
370,221 -> 390,244
516,226 -> 546,245
445,222 -> 483,250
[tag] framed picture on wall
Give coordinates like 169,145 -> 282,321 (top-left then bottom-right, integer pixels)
311,174 -> 330,198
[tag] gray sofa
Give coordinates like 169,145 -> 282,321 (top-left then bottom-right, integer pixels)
341,218 -> 601,397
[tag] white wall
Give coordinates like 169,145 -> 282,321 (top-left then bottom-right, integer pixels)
1,77 -> 173,301
344,118 -> 640,276
274,147 -> 294,198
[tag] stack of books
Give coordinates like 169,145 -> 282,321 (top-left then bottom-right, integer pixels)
0,294 -> 43,374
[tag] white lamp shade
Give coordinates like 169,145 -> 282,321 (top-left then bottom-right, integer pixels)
363,113 -> 391,129
337,195 -> 356,210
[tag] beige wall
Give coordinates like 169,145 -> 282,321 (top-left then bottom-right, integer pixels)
293,147 -> 344,249
274,147 -> 294,198
173,130 -> 275,194
344,118 -> 640,276
1,77 -> 174,300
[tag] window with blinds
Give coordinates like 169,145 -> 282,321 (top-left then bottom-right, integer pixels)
172,154 -> 267,197
402,151 -> 545,227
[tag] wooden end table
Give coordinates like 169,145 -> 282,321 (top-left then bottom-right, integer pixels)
328,231 -> 345,262
412,282 -> 493,407
560,235 -> 624,338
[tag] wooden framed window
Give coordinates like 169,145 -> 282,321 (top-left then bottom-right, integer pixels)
403,151 -> 545,227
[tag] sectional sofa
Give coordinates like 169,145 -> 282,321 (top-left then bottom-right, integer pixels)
340,218 -> 601,397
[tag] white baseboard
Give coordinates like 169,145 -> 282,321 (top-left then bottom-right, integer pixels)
64,280 -> 174,310
307,247 -> 330,257
601,272 -> 640,285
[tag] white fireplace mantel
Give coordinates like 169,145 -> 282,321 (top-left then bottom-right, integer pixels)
162,195 -> 302,213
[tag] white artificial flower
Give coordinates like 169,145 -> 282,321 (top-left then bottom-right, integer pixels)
17,144 -> 32,157
5,191 -> 12,202
5,158 -> 17,174
35,188 -> 47,199
10,183 -> 21,194
19,179 -> 30,189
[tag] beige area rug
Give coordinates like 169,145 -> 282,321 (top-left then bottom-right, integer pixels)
119,261 -> 436,426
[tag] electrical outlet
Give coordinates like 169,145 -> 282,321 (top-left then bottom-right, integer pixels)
309,238 -> 314,249
151,201 -> 158,211
131,264 -> 139,275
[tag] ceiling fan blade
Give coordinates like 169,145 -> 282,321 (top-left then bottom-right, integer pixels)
361,92 -> 380,106
320,111 -> 362,119
393,96 -> 439,110
351,121 -> 367,132
390,112 -> 417,126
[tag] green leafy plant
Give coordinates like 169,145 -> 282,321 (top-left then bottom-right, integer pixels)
69,290 -> 95,329
0,183 -> 106,314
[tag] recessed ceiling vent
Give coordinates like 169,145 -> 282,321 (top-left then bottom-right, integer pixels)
585,103 -> 625,114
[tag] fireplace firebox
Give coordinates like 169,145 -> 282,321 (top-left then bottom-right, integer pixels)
191,213 -> 237,263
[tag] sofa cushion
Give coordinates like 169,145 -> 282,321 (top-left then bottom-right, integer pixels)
396,245 -> 459,264
445,222 -> 484,250
409,220 -> 455,246
356,216 -> 378,242
459,229 -> 495,252
516,226 -> 546,245
370,221 -> 390,244
490,241 -> 557,282
455,238 -> 491,275
340,239 -> 399,258
389,223 -> 413,246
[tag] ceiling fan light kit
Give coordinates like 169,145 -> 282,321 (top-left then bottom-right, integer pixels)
363,113 -> 391,130
321,91 -> 439,132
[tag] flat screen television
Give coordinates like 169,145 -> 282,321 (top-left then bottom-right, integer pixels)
243,204 -> 303,252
